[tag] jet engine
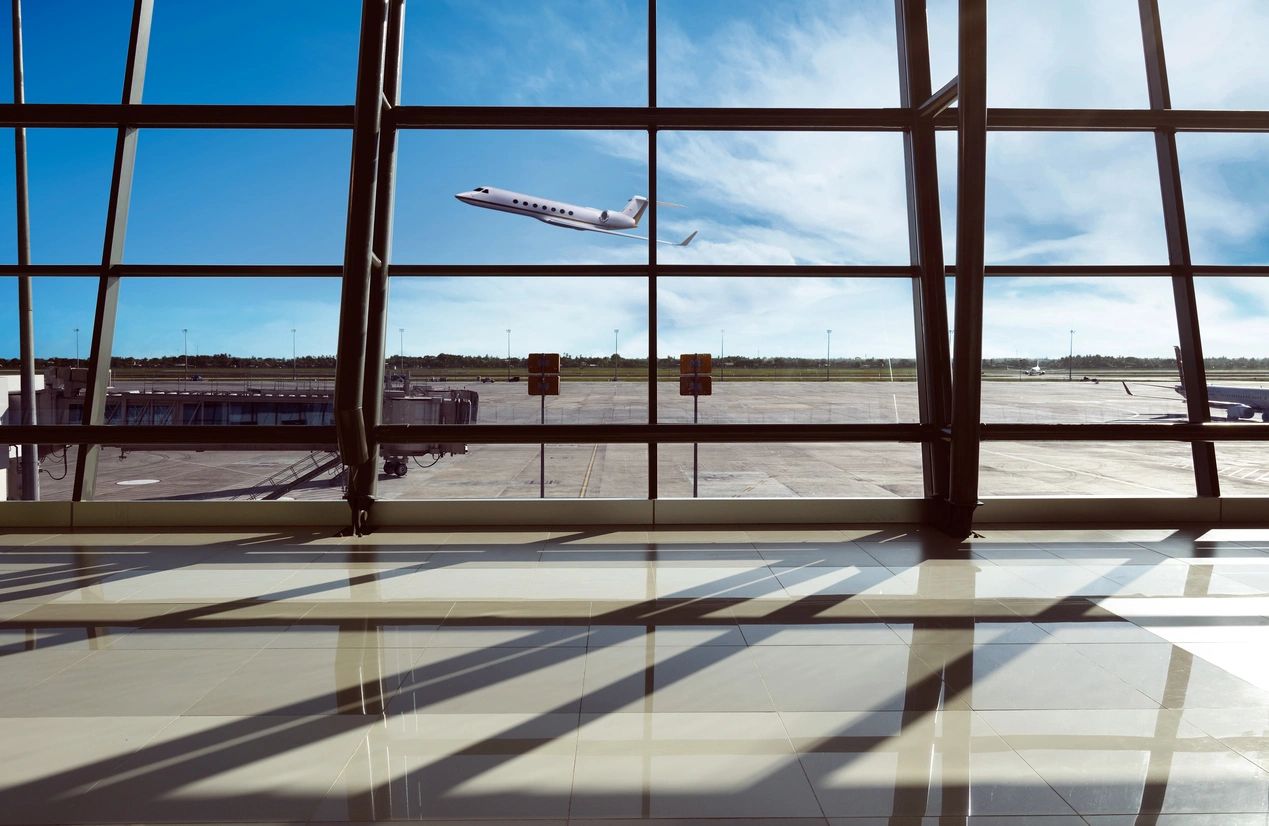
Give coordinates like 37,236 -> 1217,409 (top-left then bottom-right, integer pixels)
599,210 -> 609,223
1225,404 -> 1254,420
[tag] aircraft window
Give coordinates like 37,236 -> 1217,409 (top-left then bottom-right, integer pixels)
532,203 -> 537,208
551,207 -> 557,212
568,210 -> 573,215
512,199 -> 518,204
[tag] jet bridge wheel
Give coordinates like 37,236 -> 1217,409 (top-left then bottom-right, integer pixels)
383,459 -> 408,477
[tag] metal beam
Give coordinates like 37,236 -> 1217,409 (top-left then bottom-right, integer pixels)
897,0 -> 953,506
2,104 -> 1269,134
10,420 -> 1269,449
918,76 -> 958,120
11,0 -> 37,501
945,0 -> 988,537
71,0 -> 153,501
333,0 -> 390,534
358,0 -> 406,504
1139,0 -> 1219,497
0,103 -> 353,128
646,0 -> 658,501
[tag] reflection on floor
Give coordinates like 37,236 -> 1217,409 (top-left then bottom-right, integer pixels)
1,525 -> 1268,824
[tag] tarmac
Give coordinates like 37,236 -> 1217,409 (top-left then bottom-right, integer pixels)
23,378 -> 1269,502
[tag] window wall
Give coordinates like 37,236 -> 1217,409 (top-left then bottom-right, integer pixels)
3,0 -> 1268,516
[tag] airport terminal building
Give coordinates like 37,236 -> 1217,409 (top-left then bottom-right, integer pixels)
2,1 -> 1268,824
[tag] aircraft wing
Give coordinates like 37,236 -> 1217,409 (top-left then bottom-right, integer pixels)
540,216 -> 697,246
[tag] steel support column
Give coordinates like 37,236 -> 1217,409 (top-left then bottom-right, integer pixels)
896,0 -> 953,510
334,0 -> 390,534
71,0 -> 152,501
1138,0 -> 1219,496
358,0 -> 405,507
11,0 -> 38,501
647,0 -> 658,500
945,0 -> 988,537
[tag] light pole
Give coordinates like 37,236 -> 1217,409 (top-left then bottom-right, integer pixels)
1068,328 -> 1075,381
613,328 -> 619,380
291,328 -> 296,384
74,327 -> 79,368
826,329 -> 832,381
720,329 -> 725,381
506,328 -> 511,379
182,328 -> 188,384
398,327 -> 405,374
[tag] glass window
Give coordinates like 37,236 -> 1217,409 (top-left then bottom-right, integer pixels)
659,443 -> 924,498
394,131 -> 647,265
21,0 -> 132,103
127,130 -> 351,264
980,441 -> 1195,497
1177,134 -> 1269,265
986,132 -> 1167,265
658,0 -> 898,107
147,0 -> 359,104
1159,0 -> 1269,110
980,277 -> 1182,424
657,276 -> 919,424
27,130 -> 116,264
403,0 -> 647,106
988,0 -> 1148,108
657,132 -> 909,265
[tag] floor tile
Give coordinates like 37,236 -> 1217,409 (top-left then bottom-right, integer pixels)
390,644 -> 587,713
753,644 -> 938,712
583,644 -> 773,713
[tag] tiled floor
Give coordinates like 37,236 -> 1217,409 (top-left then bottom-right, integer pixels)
1,526 -> 1268,824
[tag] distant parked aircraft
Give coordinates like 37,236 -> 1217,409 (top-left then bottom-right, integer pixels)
456,186 -> 698,246
1121,346 -> 1269,421
1023,362 -> 1046,376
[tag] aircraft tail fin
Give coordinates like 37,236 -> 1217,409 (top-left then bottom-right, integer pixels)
1173,345 -> 1185,384
678,230 -> 698,247
1122,380 -> 1134,397
622,196 -> 649,226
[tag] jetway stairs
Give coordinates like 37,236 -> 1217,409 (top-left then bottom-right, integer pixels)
233,450 -> 343,501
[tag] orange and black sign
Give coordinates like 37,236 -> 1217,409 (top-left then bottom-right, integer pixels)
679,353 -> 712,376
679,375 -> 712,396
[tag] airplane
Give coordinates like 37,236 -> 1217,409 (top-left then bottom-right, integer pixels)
455,185 -> 698,246
1121,346 -> 1269,421
1023,362 -> 1046,376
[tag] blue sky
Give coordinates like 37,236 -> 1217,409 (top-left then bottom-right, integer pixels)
1,0 -> 1269,362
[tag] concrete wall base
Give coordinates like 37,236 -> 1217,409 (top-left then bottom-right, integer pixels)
0,496 -> 1265,531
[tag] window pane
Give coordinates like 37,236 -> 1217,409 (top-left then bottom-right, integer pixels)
21,0 -> 132,103
658,0 -> 898,107
127,130 -> 350,264
657,276 -> 918,423
657,132 -> 909,265
403,0 -> 647,106
0,130 -> 14,261
988,0 -> 1148,108
1177,134 -> 1269,265
980,441 -> 1195,497
658,443 -> 924,498
393,131 -> 647,265
28,129 -> 116,264
1215,444 -> 1269,497
981,277 -> 1182,423
986,133 -> 1167,265
1159,0 -> 1269,110
376,443 -> 647,500
145,1 -> 360,104
387,276 -> 648,425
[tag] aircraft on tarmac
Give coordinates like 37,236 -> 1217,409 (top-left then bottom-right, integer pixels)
455,185 -> 698,246
1121,346 -> 1269,421
1023,362 -> 1046,376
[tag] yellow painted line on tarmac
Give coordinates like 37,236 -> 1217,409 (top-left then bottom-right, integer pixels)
579,444 -> 600,497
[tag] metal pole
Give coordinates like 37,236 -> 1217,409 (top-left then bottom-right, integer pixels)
12,0 -> 38,501
505,328 -> 510,379
1068,328 -> 1074,381
613,328 -> 618,380
826,329 -> 832,381
540,392 -> 546,498
945,0 -> 988,538
74,327 -> 79,368
1138,0 -> 1219,496
72,0 -> 153,501
182,327 -> 188,384
291,327 -> 296,384
693,389 -> 698,497
398,327 -> 404,372
647,0 -> 658,501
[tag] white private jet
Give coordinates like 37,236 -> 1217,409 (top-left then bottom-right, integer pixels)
1023,362 -> 1046,376
455,185 -> 698,246
1121,346 -> 1269,421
